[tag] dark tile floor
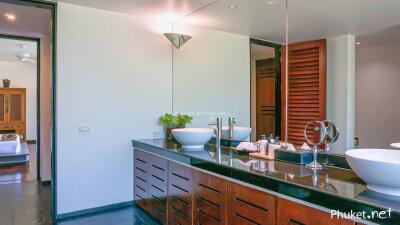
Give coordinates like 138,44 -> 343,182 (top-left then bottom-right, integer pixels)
0,144 -> 158,225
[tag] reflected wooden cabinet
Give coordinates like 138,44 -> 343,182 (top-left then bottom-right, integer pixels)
0,88 -> 26,140
228,182 -> 276,225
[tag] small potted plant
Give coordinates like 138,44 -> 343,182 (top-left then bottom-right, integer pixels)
159,113 -> 193,140
2,79 -> 11,88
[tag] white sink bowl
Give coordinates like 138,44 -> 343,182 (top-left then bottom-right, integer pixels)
172,128 -> 214,149
221,127 -> 252,141
390,143 -> 400,149
346,149 -> 400,196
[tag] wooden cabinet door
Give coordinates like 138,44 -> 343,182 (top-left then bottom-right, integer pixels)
168,162 -> 193,225
0,91 -> 6,124
281,40 -> 326,146
256,58 -> 278,138
193,171 -> 227,225
134,149 -> 150,211
7,89 -> 26,124
277,198 -> 354,225
228,182 -> 276,225
148,153 -> 168,224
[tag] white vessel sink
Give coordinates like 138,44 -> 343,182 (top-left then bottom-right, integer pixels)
346,149 -> 400,196
172,128 -> 214,149
390,143 -> 400,149
221,127 -> 252,141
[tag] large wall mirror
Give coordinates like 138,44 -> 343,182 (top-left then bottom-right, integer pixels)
171,0 -> 400,155
171,0 -> 285,141
285,0 -> 400,154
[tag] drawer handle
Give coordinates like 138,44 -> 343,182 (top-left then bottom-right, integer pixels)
288,218 -> 306,225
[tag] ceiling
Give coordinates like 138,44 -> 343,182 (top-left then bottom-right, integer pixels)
357,25 -> 400,47
0,38 -> 37,63
59,0 -> 217,23
0,2 -> 51,37
59,0 -> 400,44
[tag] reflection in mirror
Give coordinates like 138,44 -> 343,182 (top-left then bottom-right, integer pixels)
172,0 -> 285,142
284,0 -> 400,154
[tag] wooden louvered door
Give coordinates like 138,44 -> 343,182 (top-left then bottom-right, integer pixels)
281,39 -> 326,146
256,58 -> 277,138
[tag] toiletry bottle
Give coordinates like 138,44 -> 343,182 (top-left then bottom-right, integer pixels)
259,135 -> 268,155
268,134 -> 276,144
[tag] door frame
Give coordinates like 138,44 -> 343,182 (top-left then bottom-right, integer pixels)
250,38 -> 282,139
0,0 -> 57,219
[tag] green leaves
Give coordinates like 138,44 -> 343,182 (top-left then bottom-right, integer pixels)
159,113 -> 193,127
176,114 -> 193,127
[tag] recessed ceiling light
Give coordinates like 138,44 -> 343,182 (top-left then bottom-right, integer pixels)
356,42 -> 361,45
267,0 -> 276,5
4,13 -> 16,21
229,4 -> 237,9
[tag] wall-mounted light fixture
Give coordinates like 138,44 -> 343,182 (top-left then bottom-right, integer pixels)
163,33 -> 192,49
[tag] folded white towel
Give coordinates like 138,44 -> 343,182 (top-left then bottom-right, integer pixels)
300,142 -> 311,150
235,142 -> 259,152
279,142 -> 296,151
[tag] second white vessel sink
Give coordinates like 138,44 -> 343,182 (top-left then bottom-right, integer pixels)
172,128 -> 214,150
221,127 -> 252,141
390,143 -> 400,149
346,149 -> 400,196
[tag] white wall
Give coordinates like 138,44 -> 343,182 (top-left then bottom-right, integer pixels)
173,26 -> 250,127
327,35 -> 355,154
57,3 -> 172,214
0,60 -> 37,140
356,42 -> 400,148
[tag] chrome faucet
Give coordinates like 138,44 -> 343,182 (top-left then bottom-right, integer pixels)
209,117 -> 222,163
228,117 -> 236,140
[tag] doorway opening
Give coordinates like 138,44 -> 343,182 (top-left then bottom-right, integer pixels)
0,0 -> 56,222
250,38 -> 281,140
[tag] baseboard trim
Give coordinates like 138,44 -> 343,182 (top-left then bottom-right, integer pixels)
26,140 -> 37,144
55,201 -> 134,220
41,180 -> 51,185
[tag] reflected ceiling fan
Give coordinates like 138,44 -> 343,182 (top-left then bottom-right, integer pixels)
0,52 -> 37,64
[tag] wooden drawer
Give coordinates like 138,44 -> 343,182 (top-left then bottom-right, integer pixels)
277,198 -> 354,225
228,182 -> 276,225
194,171 -> 227,225
0,123 -> 24,129
168,162 -> 193,225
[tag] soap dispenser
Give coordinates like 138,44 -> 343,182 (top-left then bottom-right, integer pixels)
259,135 -> 268,155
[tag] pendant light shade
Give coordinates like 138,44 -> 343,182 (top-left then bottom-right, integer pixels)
163,33 -> 192,49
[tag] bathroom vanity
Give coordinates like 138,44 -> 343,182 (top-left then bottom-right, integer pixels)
132,139 -> 400,225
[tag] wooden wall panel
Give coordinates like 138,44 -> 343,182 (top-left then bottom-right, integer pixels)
281,40 -> 327,146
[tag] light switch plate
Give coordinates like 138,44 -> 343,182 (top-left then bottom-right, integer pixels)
153,129 -> 163,138
78,125 -> 90,133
